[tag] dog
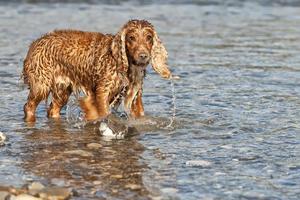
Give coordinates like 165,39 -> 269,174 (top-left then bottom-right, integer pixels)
22,19 -> 172,122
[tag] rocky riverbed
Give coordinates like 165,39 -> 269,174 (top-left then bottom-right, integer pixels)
0,182 -> 73,200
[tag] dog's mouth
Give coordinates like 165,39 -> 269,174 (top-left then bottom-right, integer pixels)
131,57 -> 150,66
136,58 -> 150,66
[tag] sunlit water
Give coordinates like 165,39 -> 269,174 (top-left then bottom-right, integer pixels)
0,1 -> 300,199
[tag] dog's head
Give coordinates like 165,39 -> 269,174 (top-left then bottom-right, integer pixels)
111,19 -> 171,79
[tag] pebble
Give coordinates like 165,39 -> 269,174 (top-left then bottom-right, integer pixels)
70,189 -> 79,197
237,155 -> 259,161
0,186 -> 10,192
125,184 -> 142,190
38,187 -> 71,200
92,181 -> 102,185
10,194 -> 42,200
51,178 -> 67,187
64,150 -> 93,157
110,174 -> 123,179
86,143 -> 102,150
186,160 -> 212,167
289,165 -> 300,170
0,132 -> 6,146
0,191 -> 9,200
99,122 -> 125,140
161,187 -> 178,194
220,145 -> 232,149
111,189 -> 118,194
99,123 -> 116,138
0,184 -> 73,200
28,182 -> 45,191
255,137 -> 264,142
0,186 -> 19,195
170,75 -> 180,80
28,182 -> 45,196
214,172 -> 226,176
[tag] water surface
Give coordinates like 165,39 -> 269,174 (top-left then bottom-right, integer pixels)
0,1 -> 300,199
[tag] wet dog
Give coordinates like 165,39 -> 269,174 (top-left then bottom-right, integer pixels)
22,19 -> 172,122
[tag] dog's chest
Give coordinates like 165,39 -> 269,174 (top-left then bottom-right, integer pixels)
109,67 -> 145,109
128,67 -> 145,86
109,72 -> 128,108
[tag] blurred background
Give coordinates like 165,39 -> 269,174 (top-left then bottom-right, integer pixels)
1,0 -> 300,6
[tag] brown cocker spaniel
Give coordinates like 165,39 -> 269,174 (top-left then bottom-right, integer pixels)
22,19 -> 172,122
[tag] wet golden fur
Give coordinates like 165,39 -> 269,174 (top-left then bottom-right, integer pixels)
22,20 -> 172,122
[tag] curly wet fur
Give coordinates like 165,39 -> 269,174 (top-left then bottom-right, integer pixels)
22,19 -> 171,122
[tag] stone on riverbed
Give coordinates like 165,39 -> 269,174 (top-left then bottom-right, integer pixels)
51,178 -> 67,187
186,160 -> 212,167
10,194 -> 42,200
99,122 -> 126,140
28,182 -> 45,196
0,132 -> 6,146
124,184 -> 142,190
64,150 -> 93,157
0,191 -> 9,200
38,187 -> 72,200
86,143 -> 102,150
0,183 -> 73,200
98,114 -> 129,140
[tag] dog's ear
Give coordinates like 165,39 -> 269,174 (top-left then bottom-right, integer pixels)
111,28 -> 128,73
151,31 -> 171,79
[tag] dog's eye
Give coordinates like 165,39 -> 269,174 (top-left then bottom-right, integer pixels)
128,36 -> 136,42
146,35 -> 153,41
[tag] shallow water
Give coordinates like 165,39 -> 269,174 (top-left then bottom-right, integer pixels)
0,1 -> 300,199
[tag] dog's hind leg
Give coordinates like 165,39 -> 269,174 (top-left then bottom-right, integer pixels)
47,81 -> 72,119
24,87 -> 49,123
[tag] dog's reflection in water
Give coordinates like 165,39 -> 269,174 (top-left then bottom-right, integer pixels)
21,119 -> 150,199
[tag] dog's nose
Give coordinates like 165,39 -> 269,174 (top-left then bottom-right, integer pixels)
139,53 -> 148,60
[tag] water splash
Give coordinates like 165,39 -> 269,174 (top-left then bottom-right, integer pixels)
66,98 -> 85,128
66,97 -> 129,137
166,77 -> 177,129
64,79 -> 178,131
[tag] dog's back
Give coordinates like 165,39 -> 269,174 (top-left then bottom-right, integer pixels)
23,30 -> 111,94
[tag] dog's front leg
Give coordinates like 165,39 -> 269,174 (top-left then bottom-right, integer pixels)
124,88 -> 144,119
130,90 -> 145,118
95,85 -> 110,119
79,92 -> 100,121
